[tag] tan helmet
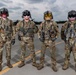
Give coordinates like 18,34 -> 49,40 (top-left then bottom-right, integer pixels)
44,11 -> 53,20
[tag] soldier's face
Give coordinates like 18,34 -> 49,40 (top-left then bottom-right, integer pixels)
23,16 -> 30,21
2,14 -> 7,18
69,17 -> 76,22
0,15 -> 1,18
45,17 -> 51,20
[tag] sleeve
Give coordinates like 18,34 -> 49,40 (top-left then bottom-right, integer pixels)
16,21 -> 24,37
33,22 -> 38,34
10,20 -> 16,39
16,21 -> 21,32
61,22 -> 67,31
12,21 -> 16,38
38,22 -> 43,38
53,21 -> 59,37
61,22 -> 67,41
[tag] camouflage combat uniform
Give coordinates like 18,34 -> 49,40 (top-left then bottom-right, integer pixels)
38,20 -> 59,72
61,21 -> 76,71
16,20 -> 38,68
0,18 -> 15,70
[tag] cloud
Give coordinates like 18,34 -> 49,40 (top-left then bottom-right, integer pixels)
0,0 -> 76,21
0,3 -> 6,7
24,0 -> 44,4
2,0 -> 13,3
9,7 -> 22,10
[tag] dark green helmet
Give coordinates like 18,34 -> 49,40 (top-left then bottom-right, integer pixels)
1,8 -> 9,16
68,10 -> 76,18
22,10 -> 31,18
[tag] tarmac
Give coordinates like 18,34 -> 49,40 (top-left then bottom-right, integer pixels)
0,24 -> 76,75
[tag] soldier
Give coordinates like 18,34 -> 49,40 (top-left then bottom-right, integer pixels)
61,10 -> 76,71
0,8 -> 15,71
0,8 -> 3,71
37,11 -> 59,72
0,9 -> 2,24
16,10 -> 38,68
0,10 -> 1,17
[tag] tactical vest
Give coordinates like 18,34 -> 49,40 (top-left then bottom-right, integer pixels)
65,22 -> 76,41
0,18 -> 12,36
20,20 -> 34,37
42,21 -> 57,40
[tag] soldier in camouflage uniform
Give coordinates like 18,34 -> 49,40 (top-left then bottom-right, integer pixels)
0,9 -> 1,16
61,10 -> 76,71
0,8 -> 3,71
37,11 -> 59,72
0,8 -> 15,71
0,9 -> 2,25
16,10 -> 38,68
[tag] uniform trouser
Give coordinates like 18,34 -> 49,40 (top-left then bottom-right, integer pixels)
0,47 -> 3,65
20,37 -> 36,63
0,40 -> 11,65
64,43 -> 76,65
40,40 -> 56,66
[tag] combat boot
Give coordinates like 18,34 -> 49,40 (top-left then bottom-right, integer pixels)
32,62 -> 40,68
52,65 -> 58,72
37,64 -> 44,70
37,57 -> 44,70
0,64 -> 2,71
18,61 -> 25,68
62,63 -> 69,70
31,56 -> 39,68
75,64 -> 76,72
7,61 -> 13,68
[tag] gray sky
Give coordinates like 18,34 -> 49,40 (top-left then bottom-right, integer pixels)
0,0 -> 76,21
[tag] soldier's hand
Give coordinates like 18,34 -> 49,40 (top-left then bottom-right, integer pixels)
39,38 -> 44,42
38,35 -> 40,39
18,35 -> 21,41
56,36 -> 58,39
11,39 -> 15,45
51,37 -> 57,42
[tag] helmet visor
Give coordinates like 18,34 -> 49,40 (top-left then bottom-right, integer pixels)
23,13 -> 30,16
44,13 -> 52,18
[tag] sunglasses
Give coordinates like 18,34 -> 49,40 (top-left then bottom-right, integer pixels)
23,13 -> 30,16
69,15 -> 76,18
